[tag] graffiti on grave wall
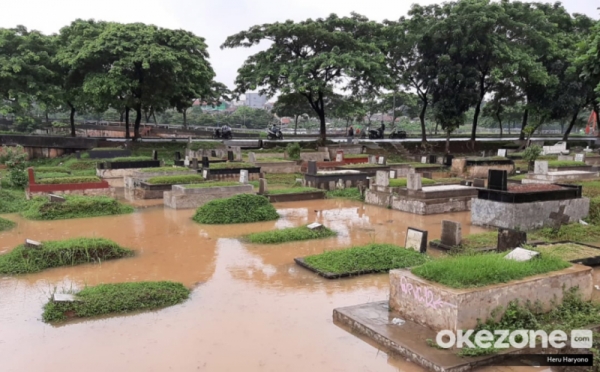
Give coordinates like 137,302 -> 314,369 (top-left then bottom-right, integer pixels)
400,276 -> 457,310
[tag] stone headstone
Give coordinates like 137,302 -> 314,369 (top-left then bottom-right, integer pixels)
421,156 -> 427,164
443,155 -> 454,166
368,155 -> 377,164
534,161 -> 548,175
49,194 -> 66,203
441,221 -> 461,247
376,170 -> 389,187
481,151 -> 486,157
53,294 -> 79,302
234,147 -> 242,161
184,156 -> 190,167
407,173 -> 422,191
202,156 -> 209,168
239,170 -> 249,184
497,228 -> 527,252
259,178 -> 267,194
25,239 -> 41,249
75,151 -> 81,160
428,155 -> 437,164
488,169 -> 507,191
228,151 -> 234,162
307,161 -> 317,175
336,178 -> 345,189
191,158 -> 199,170
405,227 -> 427,253
188,136 -> 192,144
378,156 -> 386,165
497,149 -> 507,157
336,150 -> 344,162
259,172 -> 266,179
575,153 -> 585,162
307,222 -> 323,230
473,179 -> 485,188
202,169 -> 209,179
584,146 -> 593,153
211,150 -> 217,157
175,152 -> 182,161
248,152 -> 257,163
505,247 -> 539,262
389,170 -> 396,179
152,150 -> 158,160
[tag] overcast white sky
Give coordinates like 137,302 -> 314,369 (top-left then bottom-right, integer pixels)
1,0 -> 597,94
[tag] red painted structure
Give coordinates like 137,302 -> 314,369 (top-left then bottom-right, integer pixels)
27,168 -> 110,193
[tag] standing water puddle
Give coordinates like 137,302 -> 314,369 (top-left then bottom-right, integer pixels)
0,199 -> 585,371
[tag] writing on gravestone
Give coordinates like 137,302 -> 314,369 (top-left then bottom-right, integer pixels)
405,227 -> 427,253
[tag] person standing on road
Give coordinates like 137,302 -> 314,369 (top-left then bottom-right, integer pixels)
348,126 -> 354,138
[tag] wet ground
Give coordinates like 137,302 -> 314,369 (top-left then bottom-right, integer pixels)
0,199 -> 595,372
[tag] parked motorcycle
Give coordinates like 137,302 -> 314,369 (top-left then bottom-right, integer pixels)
388,129 -> 407,139
267,126 -> 284,140
213,126 -> 233,139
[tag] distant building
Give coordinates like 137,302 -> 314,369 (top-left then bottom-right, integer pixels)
263,102 -> 274,111
245,93 -> 268,109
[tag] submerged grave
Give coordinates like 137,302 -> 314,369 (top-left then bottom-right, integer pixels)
522,160 -> 599,184
302,161 -> 369,190
471,169 -> 590,231
163,176 -> 254,209
124,167 -> 198,200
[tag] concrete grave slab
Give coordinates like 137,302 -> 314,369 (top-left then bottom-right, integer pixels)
505,247 -> 540,262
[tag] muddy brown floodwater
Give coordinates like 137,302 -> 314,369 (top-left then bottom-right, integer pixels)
0,199 -> 596,372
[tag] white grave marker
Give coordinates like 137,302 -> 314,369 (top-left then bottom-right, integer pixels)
307,222 -> 323,230
504,247 -> 539,262
497,149 -> 507,157
405,227 -> 427,253
575,153 -> 585,162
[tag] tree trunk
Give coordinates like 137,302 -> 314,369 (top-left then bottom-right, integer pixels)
434,122 -> 439,135
67,101 -> 76,137
45,111 -> 49,125
471,85 -> 485,145
120,110 -> 124,123
183,109 -> 187,129
445,129 -> 451,154
152,111 -> 158,124
519,108 -> 529,141
496,111 -> 503,138
144,108 -> 150,124
125,106 -> 130,140
508,121 -> 511,135
134,104 -> 142,141
562,108 -> 580,141
418,100 -> 428,145
594,104 -> 600,130
345,118 -> 350,134
294,114 -> 299,135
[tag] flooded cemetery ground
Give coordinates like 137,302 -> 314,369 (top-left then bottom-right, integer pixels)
0,199 -> 597,372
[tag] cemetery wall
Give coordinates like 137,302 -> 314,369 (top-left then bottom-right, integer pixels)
389,266 -> 593,333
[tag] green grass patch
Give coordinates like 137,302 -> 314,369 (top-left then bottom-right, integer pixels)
22,195 -> 134,220
406,162 -> 444,168
532,243 -> 600,261
264,173 -> 303,186
342,154 -> 369,159
431,231 -> 499,251
547,160 -> 587,168
389,178 -> 435,187
90,147 -> 125,151
266,187 -> 320,195
63,159 -> 98,170
0,237 -> 133,275
303,244 -> 429,275
131,142 -> 187,158
326,187 -> 364,201
192,194 -> 279,224
0,189 -> 29,213
0,216 -> 16,231
146,175 -> 204,185
207,162 -> 255,169
37,176 -> 101,185
411,252 -> 570,288
42,281 -> 190,323
244,225 -> 336,244
184,181 -> 240,188
107,156 -> 153,163
139,166 -> 188,173
34,167 -> 70,174
188,141 -> 221,151
509,174 -> 527,181
36,172 -> 74,180
529,224 -> 600,243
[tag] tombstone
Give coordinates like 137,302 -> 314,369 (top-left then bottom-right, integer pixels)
188,136 -> 192,144
497,228 -> 527,252
405,227 -> 427,253
152,150 -> 158,161
307,161 -> 317,175
481,151 -> 487,157
421,156 -> 427,164
202,169 -> 209,179
174,152 -> 182,161
239,170 -> 249,184
336,150 -> 344,162
336,178 -> 345,189
307,222 -> 323,230
202,156 -> 209,168
248,152 -> 257,163
378,156 -> 386,165
389,170 -> 396,179
211,150 -> 217,157
422,172 -> 433,180
75,151 -> 81,160
497,149 -> 507,157
259,178 -> 267,194
184,156 -> 190,167
227,151 -> 234,162
25,239 -> 41,249
441,220 -> 462,247
234,147 -> 242,161
575,153 -> 585,162
505,247 -> 539,262
534,161 -> 548,175
376,170 -> 389,187
368,155 -> 377,164
49,194 -> 66,203
428,155 -> 437,164
443,154 -> 454,166
487,169 -> 507,191
549,205 -> 570,229
473,179 -> 485,188
407,173 -> 422,191
191,158 -> 199,170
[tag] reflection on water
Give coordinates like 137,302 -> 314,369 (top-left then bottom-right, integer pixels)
0,199 -> 560,372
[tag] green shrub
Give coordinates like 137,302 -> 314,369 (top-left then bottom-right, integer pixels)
34,167 -> 70,174
389,178 -> 435,187
589,197 -> 600,224
139,167 -> 188,173
0,216 -> 16,231
326,187 -> 364,201
42,281 -> 190,322
343,154 -> 369,159
71,169 -> 97,177
146,175 -> 205,185
245,225 -> 336,244
285,143 -> 301,160
208,162 -> 255,169
184,182 -> 240,188
411,252 -> 570,288
522,145 -> 542,163
37,176 -> 101,185
0,237 -> 133,275
192,194 -> 279,224
22,195 -> 134,220
303,244 -> 429,275
0,189 -> 29,213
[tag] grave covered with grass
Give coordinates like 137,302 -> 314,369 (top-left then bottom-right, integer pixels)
301,244 -> 429,276
184,181 -> 240,188
192,194 -> 279,224
0,237 -> 133,275
0,216 -> 16,231
208,162 -> 255,169
22,195 -> 134,220
326,187 -> 364,201
139,166 -> 188,173
547,160 -> 587,168
389,178 -> 435,187
244,225 -> 336,244
146,175 -> 205,185
411,252 -> 570,288
265,187 -> 321,195
532,243 -> 600,262
42,281 -> 190,322
0,189 -> 29,213
37,176 -> 102,185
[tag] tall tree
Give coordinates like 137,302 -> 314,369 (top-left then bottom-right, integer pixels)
272,93 -> 313,135
221,13 -> 387,143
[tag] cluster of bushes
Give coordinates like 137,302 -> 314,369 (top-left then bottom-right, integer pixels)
0,189 -> 29,213
193,194 -> 279,224
146,175 -> 205,185
22,195 -> 134,220
326,187 -> 364,201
